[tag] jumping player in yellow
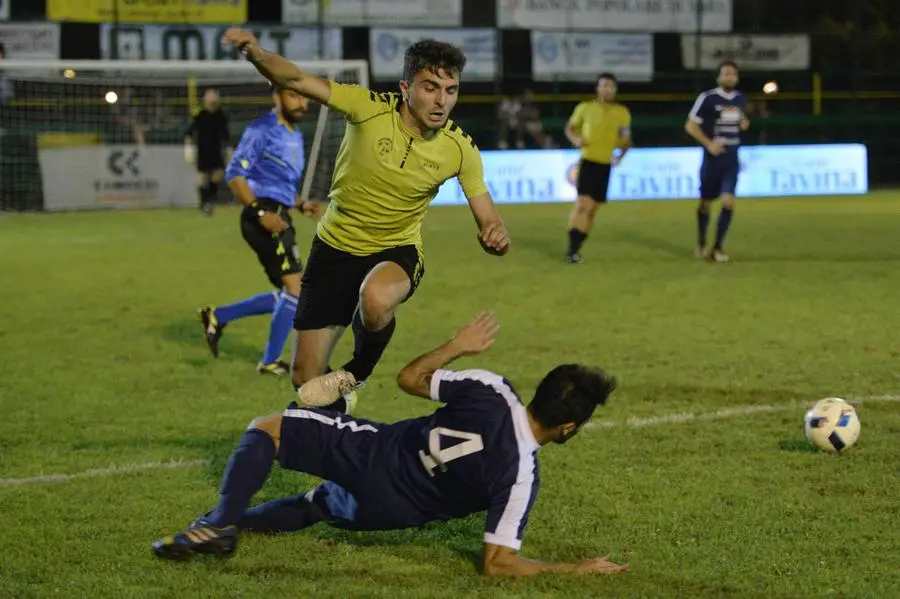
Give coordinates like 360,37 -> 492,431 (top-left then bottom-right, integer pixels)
564,73 -> 632,264
221,29 -> 510,410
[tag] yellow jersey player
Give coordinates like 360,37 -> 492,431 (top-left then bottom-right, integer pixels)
564,73 -> 632,264
221,29 -> 510,410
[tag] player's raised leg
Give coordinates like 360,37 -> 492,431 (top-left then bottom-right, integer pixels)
198,292 -> 278,358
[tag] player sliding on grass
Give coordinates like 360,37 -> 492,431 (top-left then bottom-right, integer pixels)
220,29 -> 510,413
152,313 -> 627,578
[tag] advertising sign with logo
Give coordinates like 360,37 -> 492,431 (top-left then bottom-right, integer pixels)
0,23 -> 60,58
370,28 -> 497,80
101,25 -> 342,61
431,145 -> 868,206
284,0 -> 461,26
48,0 -> 246,24
498,0 -> 732,32
39,145 -> 199,211
531,32 -> 653,82
681,34 -> 811,70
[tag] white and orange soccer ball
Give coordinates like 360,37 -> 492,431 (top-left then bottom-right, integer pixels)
804,398 -> 860,452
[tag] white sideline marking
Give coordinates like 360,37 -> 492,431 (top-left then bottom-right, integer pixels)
0,458 -> 206,488
1,396 -> 897,489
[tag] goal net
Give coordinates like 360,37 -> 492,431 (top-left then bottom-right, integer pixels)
0,59 -> 368,211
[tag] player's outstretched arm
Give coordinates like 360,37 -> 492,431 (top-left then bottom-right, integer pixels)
222,28 -> 332,106
396,312 -> 499,398
482,543 -> 629,578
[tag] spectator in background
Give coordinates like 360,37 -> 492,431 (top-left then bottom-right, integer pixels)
497,89 -> 552,150
0,43 -> 13,105
109,86 -> 146,145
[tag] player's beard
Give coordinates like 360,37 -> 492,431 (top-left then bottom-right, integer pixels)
280,108 -> 304,124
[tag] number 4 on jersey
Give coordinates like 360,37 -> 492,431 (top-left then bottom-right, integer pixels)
419,427 -> 484,477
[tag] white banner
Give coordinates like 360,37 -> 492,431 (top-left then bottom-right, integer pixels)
0,23 -> 60,58
0,0 -> 9,21
40,145 -> 200,211
284,0 -> 461,26
499,0 -> 731,32
531,32 -> 652,82
432,145 -> 868,205
681,34 -> 810,70
101,24 -> 342,61
370,29 -> 497,80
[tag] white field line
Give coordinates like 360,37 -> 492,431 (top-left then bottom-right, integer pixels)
1,395 -> 898,488
0,458 -> 206,488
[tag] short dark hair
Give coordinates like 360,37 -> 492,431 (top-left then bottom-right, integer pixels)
597,72 -> 618,85
402,39 -> 467,82
718,60 -> 739,75
528,364 -> 618,428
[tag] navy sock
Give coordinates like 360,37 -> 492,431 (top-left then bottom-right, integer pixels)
342,311 -> 395,383
207,181 -> 219,203
239,494 -> 326,533
714,207 -> 734,250
214,291 -> 277,326
567,228 -> 587,255
198,185 -> 208,207
697,209 -> 711,247
207,429 -> 276,528
262,291 -> 298,365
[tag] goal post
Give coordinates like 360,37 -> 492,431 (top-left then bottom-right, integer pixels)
0,59 -> 369,211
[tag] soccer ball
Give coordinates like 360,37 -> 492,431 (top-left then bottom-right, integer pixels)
803,398 -> 860,452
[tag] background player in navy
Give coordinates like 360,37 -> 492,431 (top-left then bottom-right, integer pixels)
184,88 -> 231,215
152,313 -> 627,578
685,61 -> 750,263
198,86 -> 321,376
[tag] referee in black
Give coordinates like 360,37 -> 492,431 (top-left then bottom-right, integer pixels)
184,88 -> 231,215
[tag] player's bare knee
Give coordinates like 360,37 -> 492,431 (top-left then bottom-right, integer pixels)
281,273 -> 302,297
698,199 -> 713,213
722,196 -> 735,209
249,412 -> 282,449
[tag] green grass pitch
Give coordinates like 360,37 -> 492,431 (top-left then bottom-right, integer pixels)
1,194 -> 899,598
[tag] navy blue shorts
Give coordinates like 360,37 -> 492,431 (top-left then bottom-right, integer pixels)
699,156 -> 739,200
278,404 -> 432,531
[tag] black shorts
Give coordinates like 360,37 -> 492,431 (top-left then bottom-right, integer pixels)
279,404 -> 431,531
294,235 -> 424,330
700,156 -> 739,200
576,159 -> 612,203
240,199 -> 302,289
197,151 -> 225,174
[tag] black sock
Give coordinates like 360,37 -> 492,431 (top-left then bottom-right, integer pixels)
239,494 -> 326,533
567,228 -> 587,256
207,429 -> 276,528
207,181 -> 219,204
341,311 -> 396,383
198,185 -> 208,208
697,209 -> 711,247
714,207 -> 734,250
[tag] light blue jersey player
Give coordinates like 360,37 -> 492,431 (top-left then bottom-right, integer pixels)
152,313 -> 627,578
685,60 -> 750,263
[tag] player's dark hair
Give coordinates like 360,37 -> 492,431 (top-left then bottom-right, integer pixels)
597,72 -> 618,85
528,365 -> 618,428
402,39 -> 467,82
718,60 -> 739,75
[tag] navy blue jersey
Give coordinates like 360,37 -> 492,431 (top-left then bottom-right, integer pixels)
371,369 -> 541,550
225,111 -> 304,207
688,88 -> 747,159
